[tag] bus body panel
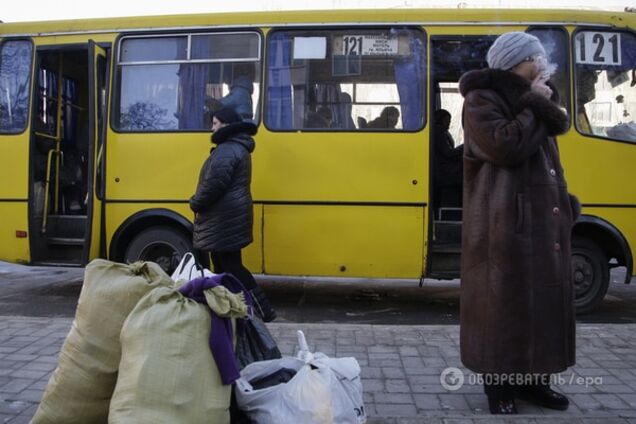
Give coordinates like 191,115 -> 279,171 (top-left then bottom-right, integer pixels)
0,136 -> 30,199
262,204 -> 425,278
0,203 -> 30,262
252,131 -> 427,203
560,133 -> 636,206
105,132 -> 210,200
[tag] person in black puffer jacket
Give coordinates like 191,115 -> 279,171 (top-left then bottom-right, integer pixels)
190,107 -> 276,322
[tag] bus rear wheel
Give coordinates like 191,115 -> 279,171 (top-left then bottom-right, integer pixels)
124,226 -> 191,274
572,237 -> 609,314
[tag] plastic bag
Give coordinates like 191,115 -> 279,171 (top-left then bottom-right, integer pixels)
171,252 -> 214,286
235,315 -> 282,369
235,331 -> 366,424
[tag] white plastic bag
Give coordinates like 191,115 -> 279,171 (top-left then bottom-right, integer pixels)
235,331 -> 366,424
171,252 -> 214,286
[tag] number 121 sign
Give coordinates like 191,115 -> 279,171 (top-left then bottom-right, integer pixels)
575,31 -> 622,66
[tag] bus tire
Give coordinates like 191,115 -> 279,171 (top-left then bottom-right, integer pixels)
572,237 -> 609,315
124,226 -> 192,274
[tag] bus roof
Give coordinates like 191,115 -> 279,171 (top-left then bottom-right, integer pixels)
0,8 -> 634,37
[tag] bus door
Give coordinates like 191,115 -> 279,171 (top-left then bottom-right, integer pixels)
426,28 -> 571,281
86,41 -> 108,262
28,41 -> 108,265
427,35 -> 493,279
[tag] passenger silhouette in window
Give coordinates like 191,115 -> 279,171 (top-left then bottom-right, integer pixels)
304,106 -> 333,129
359,106 -> 400,129
432,109 -> 463,211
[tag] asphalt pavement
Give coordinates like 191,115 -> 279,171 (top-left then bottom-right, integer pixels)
0,262 -> 633,324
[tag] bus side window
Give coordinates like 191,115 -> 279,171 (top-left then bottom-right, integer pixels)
265,28 -> 426,132
115,32 -> 262,132
573,30 -> 636,143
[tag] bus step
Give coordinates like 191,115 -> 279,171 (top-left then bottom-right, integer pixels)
429,242 -> 461,254
434,222 -> 462,243
47,237 -> 85,246
46,215 -> 87,239
428,243 -> 461,276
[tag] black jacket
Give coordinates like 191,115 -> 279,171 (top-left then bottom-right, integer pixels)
190,121 -> 257,252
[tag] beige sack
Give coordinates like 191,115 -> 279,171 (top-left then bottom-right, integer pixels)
108,285 -> 246,424
32,260 -> 173,424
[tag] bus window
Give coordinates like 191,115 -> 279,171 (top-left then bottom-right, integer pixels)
0,40 -> 32,134
574,30 -> 636,143
528,28 -> 570,112
115,32 -> 261,131
265,28 -> 425,131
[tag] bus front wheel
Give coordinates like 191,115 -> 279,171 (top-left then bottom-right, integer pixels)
124,226 -> 192,275
572,237 -> 609,314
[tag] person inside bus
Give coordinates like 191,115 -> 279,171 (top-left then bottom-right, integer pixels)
575,68 -> 598,134
209,64 -> 255,121
459,31 -> 579,415
359,106 -> 400,129
190,107 -> 276,322
337,92 -> 356,129
219,76 -> 254,120
432,109 -> 463,213
304,106 -> 333,128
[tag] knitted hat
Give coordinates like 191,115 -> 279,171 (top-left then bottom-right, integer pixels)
487,32 -> 546,71
212,107 -> 242,124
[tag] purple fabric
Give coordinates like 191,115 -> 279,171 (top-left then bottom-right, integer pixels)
178,273 -> 246,385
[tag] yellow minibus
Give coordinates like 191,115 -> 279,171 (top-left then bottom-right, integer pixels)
0,8 -> 634,312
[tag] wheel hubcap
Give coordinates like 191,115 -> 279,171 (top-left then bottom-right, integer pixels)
572,254 -> 594,300
139,242 -> 180,274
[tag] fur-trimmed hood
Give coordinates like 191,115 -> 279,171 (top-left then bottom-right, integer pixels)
459,68 -> 569,136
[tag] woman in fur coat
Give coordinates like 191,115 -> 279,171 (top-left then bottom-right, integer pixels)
459,32 -> 580,414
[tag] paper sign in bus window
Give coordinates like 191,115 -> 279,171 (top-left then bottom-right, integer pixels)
575,32 -> 622,66
340,35 -> 399,56
293,37 -> 327,60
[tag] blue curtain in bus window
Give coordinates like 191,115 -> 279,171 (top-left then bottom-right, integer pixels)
178,37 -> 209,130
0,40 -> 32,133
393,30 -> 425,130
616,34 -> 636,72
267,32 -> 293,129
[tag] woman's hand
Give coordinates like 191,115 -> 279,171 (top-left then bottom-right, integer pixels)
531,74 -> 553,99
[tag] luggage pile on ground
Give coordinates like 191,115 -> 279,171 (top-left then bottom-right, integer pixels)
31,257 -> 366,424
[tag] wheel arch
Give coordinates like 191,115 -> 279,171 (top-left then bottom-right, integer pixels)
573,215 -> 633,285
109,208 -> 193,262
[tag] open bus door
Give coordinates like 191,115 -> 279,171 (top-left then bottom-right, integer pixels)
86,40 -> 108,262
28,41 -> 108,265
